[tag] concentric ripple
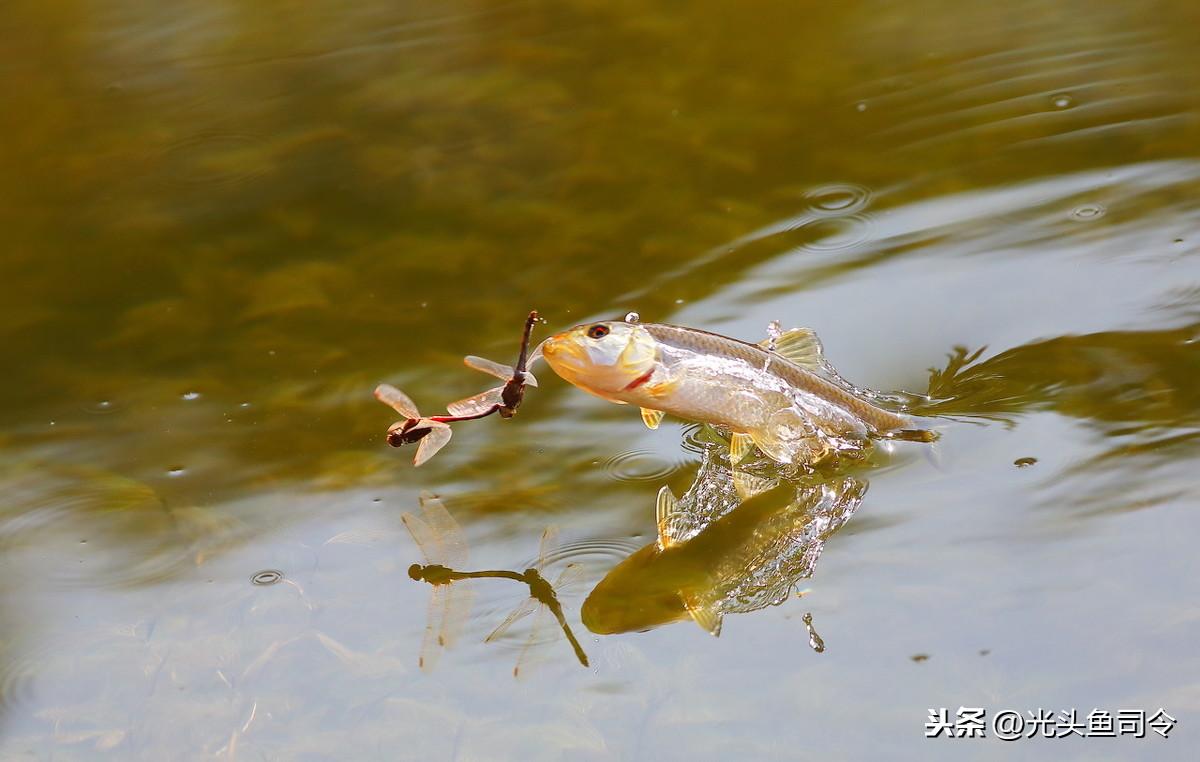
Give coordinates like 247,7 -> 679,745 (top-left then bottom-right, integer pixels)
601,450 -> 684,482
804,183 -> 872,217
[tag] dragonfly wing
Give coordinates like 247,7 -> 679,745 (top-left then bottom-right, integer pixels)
400,512 -> 439,566
439,582 -> 475,651
485,596 -> 536,643
513,602 -> 553,679
413,423 -> 452,467
417,491 -> 468,568
375,384 -> 419,418
418,586 -> 445,673
535,525 -> 560,570
463,355 -> 514,382
445,388 -> 502,417
551,562 -> 587,593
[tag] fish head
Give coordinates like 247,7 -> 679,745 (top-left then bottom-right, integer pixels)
581,544 -> 692,634
540,321 -> 658,397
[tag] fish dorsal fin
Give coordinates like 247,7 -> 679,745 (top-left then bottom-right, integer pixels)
641,408 -> 665,430
683,593 -> 723,637
655,486 -> 682,549
758,327 -> 825,371
733,470 -> 776,501
729,432 -> 754,464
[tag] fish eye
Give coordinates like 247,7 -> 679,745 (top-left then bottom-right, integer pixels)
586,324 -> 610,339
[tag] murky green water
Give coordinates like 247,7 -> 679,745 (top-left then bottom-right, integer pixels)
2,0 -> 1199,758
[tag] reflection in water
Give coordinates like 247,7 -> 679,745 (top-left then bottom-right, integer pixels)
403,493 -> 588,672
401,492 -> 475,672
583,441 -> 865,637
482,526 -> 588,677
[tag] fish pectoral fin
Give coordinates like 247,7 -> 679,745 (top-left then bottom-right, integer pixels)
748,429 -> 794,465
729,432 -> 755,464
733,470 -> 776,501
683,593 -> 723,637
758,327 -> 825,370
655,486 -> 681,549
640,408 -> 665,430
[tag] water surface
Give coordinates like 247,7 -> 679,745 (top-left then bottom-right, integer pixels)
2,0 -> 1199,758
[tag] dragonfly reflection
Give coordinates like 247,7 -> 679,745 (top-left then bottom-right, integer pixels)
485,526 -> 589,676
403,492 -> 588,673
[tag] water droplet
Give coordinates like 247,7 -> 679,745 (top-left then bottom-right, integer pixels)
181,391 -> 201,401
804,183 -> 871,216
802,612 -> 825,653
624,311 -> 640,323
167,466 -> 187,477
250,569 -> 284,586
84,400 -> 118,415
1014,457 -> 1038,468
1051,93 -> 1074,109
1070,204 -> 1105,221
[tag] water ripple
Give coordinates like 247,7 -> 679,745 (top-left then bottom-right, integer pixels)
601,450 -> 684,483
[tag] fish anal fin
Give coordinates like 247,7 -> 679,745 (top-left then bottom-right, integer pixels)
641,408 -> 665,430
683,593 -> 723,637
758,327 -> 825,370
733,470 -> 776,501
729,432 -> 754,464
655,486 -> 680,549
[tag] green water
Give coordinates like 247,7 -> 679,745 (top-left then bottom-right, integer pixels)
2,0 -> 1199,758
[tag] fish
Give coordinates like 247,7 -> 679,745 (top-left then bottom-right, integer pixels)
581,444 -> 865,636
538,315 -> 932,466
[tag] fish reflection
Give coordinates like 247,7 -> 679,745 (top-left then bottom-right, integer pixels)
582,443 -> 865,637
402,492 -> 588,672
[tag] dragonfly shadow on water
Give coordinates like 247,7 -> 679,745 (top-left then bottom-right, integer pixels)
402,492 -> 588,675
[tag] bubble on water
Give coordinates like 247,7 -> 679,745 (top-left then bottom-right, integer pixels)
84,400 -> 118,415
601,450 -> 682,483
674,298 -> 685,305
804,183 -> 871,217
250,569 -> 284,586
855,101 -> 868,112
181,391 -> 201,401
1014,457 -> 1038,468
166,466 -> 187,477
624,311 -> 640,323
1051,93 -> 1074,109
1070,204 -> 1106,221
239,402 -> 252,409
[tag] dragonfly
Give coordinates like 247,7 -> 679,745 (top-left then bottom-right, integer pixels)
402,492 -> 475,671
485,525 -> 589,676
405,494 -> 589,673
447,309 -> 540,419
375,310 -> 541,466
